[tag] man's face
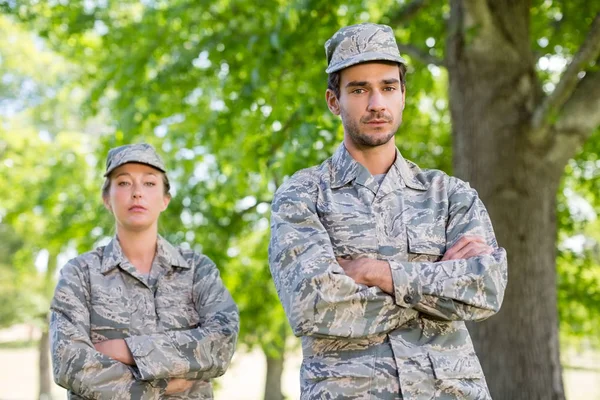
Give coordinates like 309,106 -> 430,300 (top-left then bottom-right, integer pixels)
327,62 -> 405,148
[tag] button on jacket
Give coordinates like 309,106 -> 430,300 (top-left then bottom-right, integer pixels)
50,236 -> 239,400
269,144 -> 508,400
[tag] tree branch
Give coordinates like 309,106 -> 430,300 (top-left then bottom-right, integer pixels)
397,44 -> 445,66
384,0 -> 445,66
463,0 -> 494,29
530,13 -> 600,144
545,68 -> 600,165
387,0 -> 430,26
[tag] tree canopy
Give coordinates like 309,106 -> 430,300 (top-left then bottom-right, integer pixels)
0,1 -> 599,398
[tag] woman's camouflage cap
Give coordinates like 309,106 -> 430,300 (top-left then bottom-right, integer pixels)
104,143 -> 166,177
325,23 -> 407,74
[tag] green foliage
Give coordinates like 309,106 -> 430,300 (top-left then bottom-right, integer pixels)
558,134 -> 600,346
0,14 -> 104,325
3,0 -> 456,353
0,0 -> 598,355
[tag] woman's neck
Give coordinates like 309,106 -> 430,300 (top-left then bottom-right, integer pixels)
116,226 -> 158,273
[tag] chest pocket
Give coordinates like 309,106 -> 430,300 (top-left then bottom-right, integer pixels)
407,232 -> 446,262
155,272 -> 200,330
318,188 -> 378,258
90,284 -> 130,342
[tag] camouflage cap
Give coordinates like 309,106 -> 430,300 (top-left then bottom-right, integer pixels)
325,23 -> 407,74
104,143 -> 166,177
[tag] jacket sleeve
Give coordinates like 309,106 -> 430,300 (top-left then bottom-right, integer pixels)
389,177 -> 508,321
269,176 -> 415,339
124,255 -> 239,381
50,261 -> 166,400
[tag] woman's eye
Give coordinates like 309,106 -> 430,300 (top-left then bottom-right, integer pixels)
118,181 -> 130,186
145,182 -> 156,186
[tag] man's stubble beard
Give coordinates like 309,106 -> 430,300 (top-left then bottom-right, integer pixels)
341,107 -> 402,148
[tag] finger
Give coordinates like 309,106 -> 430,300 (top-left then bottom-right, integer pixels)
462,236 -> 487,243
337,258 -> 350,268
443,241 -> 468,261
466,245 -> 493,258
455,242 -> 486,259
443,236 -> 487,260
455,243 -> 493,260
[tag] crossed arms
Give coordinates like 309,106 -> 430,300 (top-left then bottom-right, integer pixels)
268,175 -> 508,339
50,256 -> 239,400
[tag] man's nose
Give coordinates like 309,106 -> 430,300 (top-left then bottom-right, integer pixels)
368,91 -> 386,112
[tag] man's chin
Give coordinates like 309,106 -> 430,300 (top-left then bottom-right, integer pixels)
354,131 -> 395,147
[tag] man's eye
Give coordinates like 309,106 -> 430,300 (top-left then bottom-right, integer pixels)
383,86 -> 397,91
352,88 -> 366,94
145,182 -> 156,186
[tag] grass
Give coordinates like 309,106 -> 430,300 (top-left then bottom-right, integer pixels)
0,339 -> 37,349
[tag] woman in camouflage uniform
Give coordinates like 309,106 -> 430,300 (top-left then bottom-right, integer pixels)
49,143 -> 239,399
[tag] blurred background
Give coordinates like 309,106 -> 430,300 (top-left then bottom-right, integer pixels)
0,0 -> 599,399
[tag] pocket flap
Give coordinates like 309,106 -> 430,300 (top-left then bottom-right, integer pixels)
407,235 -> 445,256
429,353 -> 484,380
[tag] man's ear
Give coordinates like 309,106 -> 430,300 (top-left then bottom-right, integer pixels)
325,89 -> 341,116
402,87 -> 406,110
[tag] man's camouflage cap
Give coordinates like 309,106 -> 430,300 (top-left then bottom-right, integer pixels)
104,143 -> 166,177
325,23 -> 407,74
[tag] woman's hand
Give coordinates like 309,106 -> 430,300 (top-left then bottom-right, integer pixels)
165,378 -> 194,395
94,339 -> 135,365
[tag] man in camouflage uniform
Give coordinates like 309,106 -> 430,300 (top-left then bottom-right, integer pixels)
269,23 -> 507,399
50,144 -> 239,399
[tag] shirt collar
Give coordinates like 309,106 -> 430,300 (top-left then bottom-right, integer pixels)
100,234 -> 189,274
330,143 -> 429,191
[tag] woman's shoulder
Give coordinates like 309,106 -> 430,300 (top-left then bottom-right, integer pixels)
174,246 -> 215,268
62,242 -> 117,271
56,246 -> 108,284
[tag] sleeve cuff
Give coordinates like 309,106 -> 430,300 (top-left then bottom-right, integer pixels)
388,261 -> 422,308
125,335 -> 157,381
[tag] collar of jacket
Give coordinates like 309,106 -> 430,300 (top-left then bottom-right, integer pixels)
100,234 -> 190,274
329,143 -> 429,191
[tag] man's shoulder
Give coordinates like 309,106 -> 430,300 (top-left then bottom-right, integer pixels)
274,162 -> 328,200
405,160 -> 469,193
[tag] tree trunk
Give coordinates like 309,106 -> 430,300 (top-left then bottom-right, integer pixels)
38,324 -> 52,400
447,1 -> 566,399
264,351 -> 285,400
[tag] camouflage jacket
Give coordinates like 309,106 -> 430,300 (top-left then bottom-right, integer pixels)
50,235 -> 239,400
269,144 -> 508,400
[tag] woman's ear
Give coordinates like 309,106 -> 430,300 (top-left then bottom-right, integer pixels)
102,196 -> 113,213
161,195 -> 171,212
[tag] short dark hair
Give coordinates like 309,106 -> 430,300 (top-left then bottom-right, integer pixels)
327,62 -> 407,99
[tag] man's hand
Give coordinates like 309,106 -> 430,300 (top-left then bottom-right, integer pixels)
94,339 -> 135,365
165,378 -> 194,395
441,236 -> 493,261
337,257 -> 393,295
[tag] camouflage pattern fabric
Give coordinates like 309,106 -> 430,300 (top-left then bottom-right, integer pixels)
50,235 -> 239,399
269,144 -> 508,400
104,143 -> 166,177
325,23 -> 407,73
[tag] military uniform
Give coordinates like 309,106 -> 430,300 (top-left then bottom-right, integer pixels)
269,144 -> 507,399
50,144 -> 239,399
269,23 -> 507,398
51,236 -> 239,400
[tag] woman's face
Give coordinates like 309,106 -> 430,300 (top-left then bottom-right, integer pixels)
104,163 -> 170,233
